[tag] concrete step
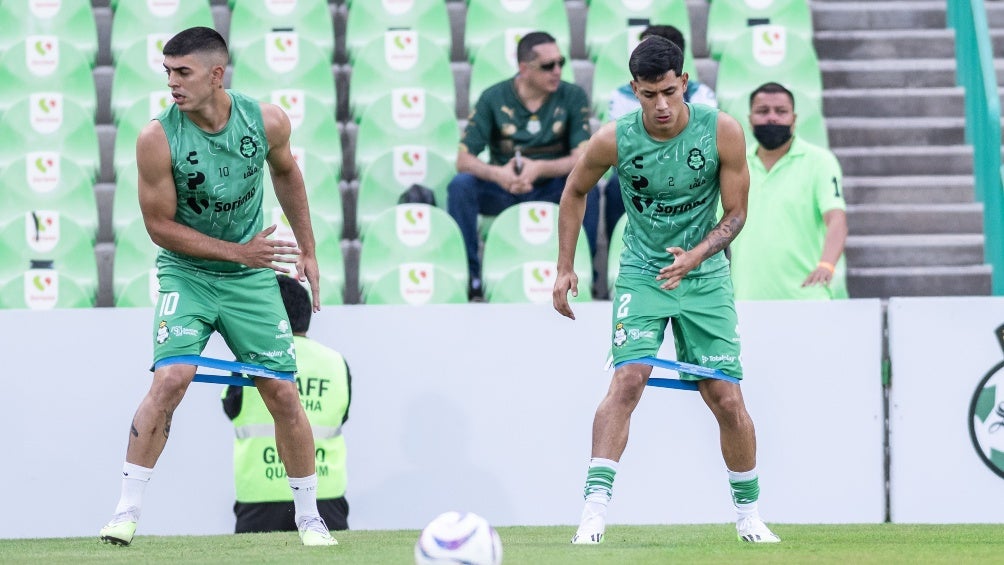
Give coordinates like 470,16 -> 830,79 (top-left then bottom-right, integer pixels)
824,87 -> 964,118
845,234 -> 986,267
846,203 -> 984,235
813,2 -> 946,32
825,117 -> 966,147
848,264 -> 992,298
834,146 -> 973,176
842,175 -> 975,205
821,59 -> 959,89
814,29 -> 956,60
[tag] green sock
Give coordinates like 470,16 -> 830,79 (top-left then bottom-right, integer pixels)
728,468 -> 760,506
584,458 -> 618,502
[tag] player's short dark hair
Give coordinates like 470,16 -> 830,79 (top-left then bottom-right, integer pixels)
629,34 -> 684,82
749,81 -> 796,110
276,275 -> 311,334
641,25 -> 686,53
516,31 -> 557,63
162,26 -> 229,63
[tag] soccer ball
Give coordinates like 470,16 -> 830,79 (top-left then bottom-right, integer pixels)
414,511 -> 503,565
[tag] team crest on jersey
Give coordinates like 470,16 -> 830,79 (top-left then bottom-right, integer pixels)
687,148 -> 706,170
613,323 -> 627,347
240,135 -> 259,158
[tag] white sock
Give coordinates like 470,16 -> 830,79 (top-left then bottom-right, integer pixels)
114,462 -> 153,518
288,474 -> 319,526
728,467 -> 759,520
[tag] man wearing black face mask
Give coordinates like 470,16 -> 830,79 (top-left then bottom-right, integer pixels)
728,82 -> 848,300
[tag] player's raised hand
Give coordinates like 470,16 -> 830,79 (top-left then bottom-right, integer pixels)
553,269 -> 579,320
242,224 -> 300,272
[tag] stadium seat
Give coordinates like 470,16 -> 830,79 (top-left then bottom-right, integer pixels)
362,263 -> 468,305
112,218 -> 160,306
584,0 -> 691,61
230,33 -> 338,116
355,146 -> 455,237
480,202 -> 592,294
261,148 -> 344,239
344,0 -> 451,63
111,166 -> 142,236
714,25 -> 823,117
271,91 -> 343,174
719,88 -> 829,149
464,0 -> 570,62
357,204 -> 467,293
486,261 -> 592,304
0,268 -> 95,309
706,0 -> 813,62
353,90 -> 459,173
0,0 -> 98,67
0,36 -> 97,118
113,95 -> 171,178
268,218 -> 346,306
606,213 -> 627,292
0,214 -> 98,298
228,0 -> 334,64
467,30 -> 576,111
0,153 -> 98,237
0,96 -> 101,181
347,31 -> 455,122
109,0 -> 214,63
109,35 -> 173,124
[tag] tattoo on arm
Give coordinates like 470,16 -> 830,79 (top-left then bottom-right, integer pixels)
702,216 -> 742,260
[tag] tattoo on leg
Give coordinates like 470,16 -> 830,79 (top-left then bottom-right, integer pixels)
130,421 -> 139,437
163,411 -> 174,439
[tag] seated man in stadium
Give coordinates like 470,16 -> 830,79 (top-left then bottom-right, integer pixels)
729,81 -> 848,300
603,25 -> 718,245
447,31 -> 599,300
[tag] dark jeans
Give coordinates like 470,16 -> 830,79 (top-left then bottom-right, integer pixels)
603,173 -> 625,244
447,172 -> 599,284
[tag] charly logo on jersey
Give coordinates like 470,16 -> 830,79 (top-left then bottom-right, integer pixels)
384,29 -> 418,72
29,92 -> 63,134
23,268 -> 58,310
968,324 -> 1004,479
687,148 -> 706,170
272,89 -> 305,129
504,27 -> 533,69
25,35 -> 58,77
518,202 -> 554,245
521,261 -> 557,304
752,25 -> 787,67
26,152 -> 60,193
29,0 -> 61,18
25,210 -> 59,252
393,145 -> 428,185
395,204 -> 431,247
391,87 -> 426,129
264,0 -> 297,16
500,0 -> 532,13
265,31 -> 299,73
146,33 -> 171,73
382,0 -> 415,16
398,262 -> 435,305
182,151 -> 209,214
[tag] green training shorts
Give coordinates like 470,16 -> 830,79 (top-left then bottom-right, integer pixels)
151,265 -> 297,372
610,271 -> 743,381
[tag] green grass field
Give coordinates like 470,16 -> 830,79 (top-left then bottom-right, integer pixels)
1,524 -> 1001,565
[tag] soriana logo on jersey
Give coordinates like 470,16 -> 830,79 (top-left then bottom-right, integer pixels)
398,262 -> 435,305
147,0 -> 181,18
24,268 -> 58,310
29,93 -> 64,134
395,204 -> 431,247
25,35 -> 58,77
266,32 -> 300,74
26,152 -> 60,194
382,0 -> 415,16
25,210 -> 60,253
752,25 -> 787,67
29,0 -> 61,19
393,145 -> 428,186
518,202 -> 554,245
272,89 -> 305,129
146,33 -> 171,73
264,0 -> 297,16
384,29 -> 418,72
391,88 -> 426,129
522,261 -> 557,303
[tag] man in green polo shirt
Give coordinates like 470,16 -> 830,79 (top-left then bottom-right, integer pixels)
729,82 -> 848,300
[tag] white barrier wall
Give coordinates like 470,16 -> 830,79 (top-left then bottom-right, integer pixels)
1,299 -> 885,539
887,297 -> 1004,523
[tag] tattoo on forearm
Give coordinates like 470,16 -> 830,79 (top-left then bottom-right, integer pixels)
703,216 -> 742,259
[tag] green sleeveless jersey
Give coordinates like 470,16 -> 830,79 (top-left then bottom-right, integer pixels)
155,90 -> 269,274
615,103 -> 729,278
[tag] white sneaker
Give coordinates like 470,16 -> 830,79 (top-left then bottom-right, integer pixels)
297,515 -> 338,546
736,516 -> 781,543
571,504 -> 606,545
99,509 -> 139,546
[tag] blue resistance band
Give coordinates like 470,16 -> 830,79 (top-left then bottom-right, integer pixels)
154,355 -> 295,387
616,356 -> 741,391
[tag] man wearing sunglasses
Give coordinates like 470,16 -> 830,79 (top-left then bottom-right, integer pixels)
448,31 -> 599,300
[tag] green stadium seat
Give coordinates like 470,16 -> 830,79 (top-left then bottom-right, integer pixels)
112,218 -> 159,308
270,91 -> 343,174
347,31 -> 455,122
357,204 -> 468,292
228,0 -> 334,64
480,201 -> 592,294
0,0 -> 98,67
584,0 -> 691,61
109,0 -> 213,63
353,90 -> 459,173
464,0 -> 570,62
0,96 -> 100,181
719,88 -> 829,149
344,0 -> 451,63
0,214 -> 98,298
486,261 -> 592,304
113,95 -> 170,179
261,149 -> 343,238
362,263 -> 468,305
0,153 -> 98,236
0,36 -> 97,117
111,166 -> 142,236
606,213 -> 627,292
230,33 -> 337,116
109,35 -> 173,124
706,0 -> 813,62
0,268 -> 95,309
467,31 -> 576,111
114,268 -> 160,308
269,219 -> 346,305
355,146 -> 455,237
